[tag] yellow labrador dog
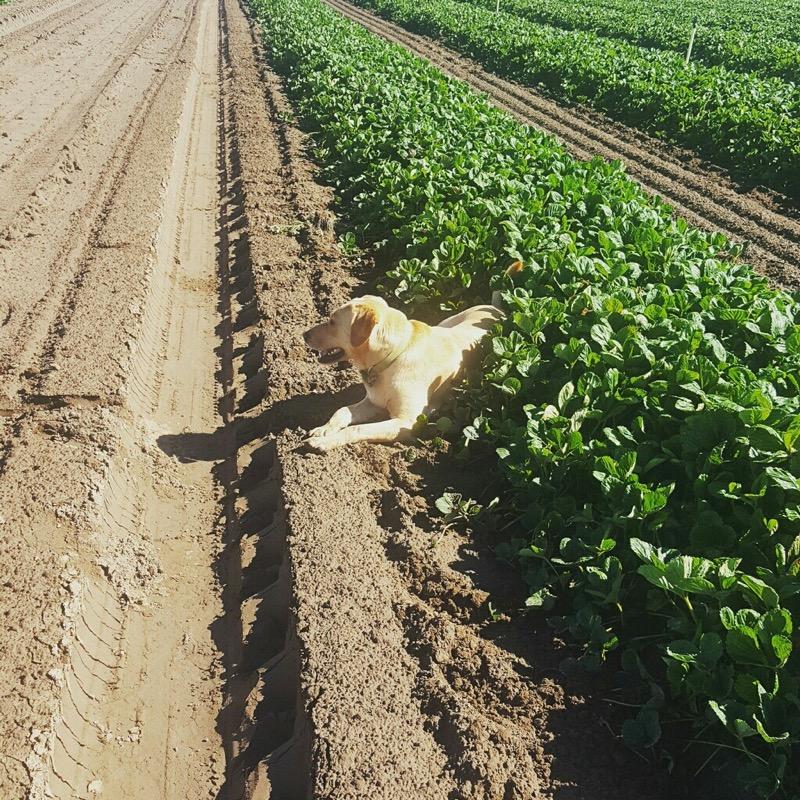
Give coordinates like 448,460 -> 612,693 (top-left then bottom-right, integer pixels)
302,295 -> 503,451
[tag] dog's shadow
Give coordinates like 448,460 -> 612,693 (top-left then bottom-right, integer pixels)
157,383 -> 365,462
157,425 -> 229,463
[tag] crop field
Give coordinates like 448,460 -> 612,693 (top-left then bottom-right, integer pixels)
253,0 -> 800,794
1,0 -> 799,798
347,0 -> 800,199
460,0 -> 800,81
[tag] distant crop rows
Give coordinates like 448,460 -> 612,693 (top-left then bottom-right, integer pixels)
460,0 -> 800,83
350,0 -> 800,199
250,0 -> 800,794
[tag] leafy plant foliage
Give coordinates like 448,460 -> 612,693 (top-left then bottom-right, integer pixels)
460,0 -> 800,84
351,0 -> 800,198
250,0 -> 800,792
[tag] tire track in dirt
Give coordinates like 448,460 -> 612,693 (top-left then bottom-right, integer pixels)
0,0 -> 89,42
0,0 -> 234,797
323,0 -> 800,290
0,0 -> 122,120
60,4 -> 230,796
0,0 -> 156,203
0,0 -> 198,403
29,1 -> 237,794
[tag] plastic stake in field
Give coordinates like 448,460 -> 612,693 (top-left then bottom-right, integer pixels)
685,16 -> 699,64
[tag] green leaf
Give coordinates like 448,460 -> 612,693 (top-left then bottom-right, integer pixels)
762,466 -> 799,492
726,627 -> 764,665
739,390 -> 773,424
622,708 -> 661,750
500,377 -> 522,396
770,634 -> 792,666
734,673 -> 760,705
783,416 -> 800,452
732,717 -> 758,739
435,498 -> 453,515
699,632 -> 723,665
629,538 -> 656,564
557,381 -> 574,410
525,588 -> 555,609
758,608 -> 792,638
720,606 -> 736,630
708,699 -> 727,727
436,416 -> 455,434
641,485 -> 672,514
749,425 -> 786,453
618,450 -> 636,478
754,717 -> 789,744
590,322 -> 613,349
638,562 -> 714,595
665,640 -> 699,664
739,575 -> 780,609
681,410 -> 738,454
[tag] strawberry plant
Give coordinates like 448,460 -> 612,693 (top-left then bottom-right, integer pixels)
250,0 -> 800,792
351,0 -> 800,199
459,0 -> 800,84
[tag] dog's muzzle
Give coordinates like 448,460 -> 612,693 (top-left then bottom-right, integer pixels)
303,328 -> 345,364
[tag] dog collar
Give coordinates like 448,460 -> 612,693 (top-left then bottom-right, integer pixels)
359,344 -> 408,387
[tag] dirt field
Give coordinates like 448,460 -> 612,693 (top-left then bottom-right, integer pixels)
0,1 -> 793,799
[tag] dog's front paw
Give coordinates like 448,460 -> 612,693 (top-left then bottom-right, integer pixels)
308,423 -> 333,438
303,434 -> 336,453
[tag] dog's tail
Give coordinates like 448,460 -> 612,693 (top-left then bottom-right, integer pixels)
491,260 -> 524,311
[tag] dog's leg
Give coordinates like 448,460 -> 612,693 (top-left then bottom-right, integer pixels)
307,397 -> 382,439
305,417 -> 413,452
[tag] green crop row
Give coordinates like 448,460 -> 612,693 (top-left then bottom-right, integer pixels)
460,0 -> 800,83
249,0 -> 800,794
350,0 -> 800,200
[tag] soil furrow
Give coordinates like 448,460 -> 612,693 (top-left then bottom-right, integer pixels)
0,0 -> 197,401
210,1 -> 329,795
0,0 -> 159,218
0,0 -> 88,41
323,0 -> 800,289
0,0 -> 113,73
0,0 -> 123,135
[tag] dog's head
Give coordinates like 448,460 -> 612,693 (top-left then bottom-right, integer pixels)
303,295 -> 410,368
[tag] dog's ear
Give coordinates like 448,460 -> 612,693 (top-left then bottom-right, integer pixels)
350,302 -> 379,348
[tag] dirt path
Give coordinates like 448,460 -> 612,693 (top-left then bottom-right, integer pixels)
0,0 -> 196,402
0,0 -> 228,797
322,0 -> 800,291
68,2 -> 228,797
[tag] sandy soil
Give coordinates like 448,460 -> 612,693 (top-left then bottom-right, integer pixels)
0,0 -> 778,798
1,0 -> 227,797
323,0 -> 800,291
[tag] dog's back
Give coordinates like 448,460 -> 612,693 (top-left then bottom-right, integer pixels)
437,304 -> 504,350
